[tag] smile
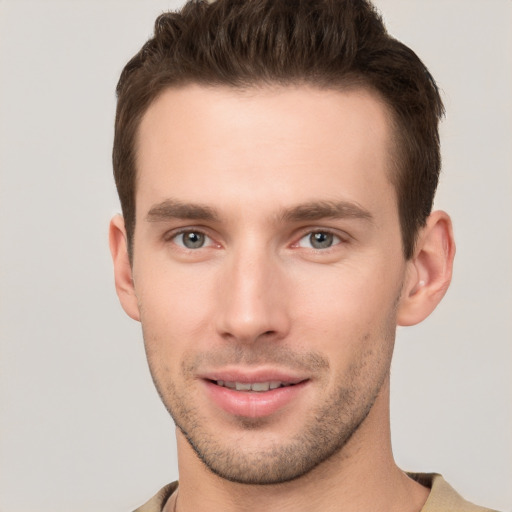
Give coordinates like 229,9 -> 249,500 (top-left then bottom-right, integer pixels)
204,377 -> 309,418
214,380 -> 295,392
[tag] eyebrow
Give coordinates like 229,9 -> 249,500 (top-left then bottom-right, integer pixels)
278,200 -> 373,224
146,199 -> 219,222
145,199 -> 373,224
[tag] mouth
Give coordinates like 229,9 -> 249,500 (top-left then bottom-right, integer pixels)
202,373 -> 309,418
209,380 -> 299,392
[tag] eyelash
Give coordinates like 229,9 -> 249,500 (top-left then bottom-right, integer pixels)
164,228 -> 217,250
163,227 -> 350,252
293,229 -> 348,251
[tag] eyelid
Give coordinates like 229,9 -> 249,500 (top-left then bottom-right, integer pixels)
161,225 -> 351,251
163,226 -> 220,249
291,227 -> 351,248
296,232 -> 340,250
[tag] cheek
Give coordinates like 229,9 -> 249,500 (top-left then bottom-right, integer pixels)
136,256 -> 216,317
135,263 -> 218,361
294,259 -> 401,322
290,262 -> 402,361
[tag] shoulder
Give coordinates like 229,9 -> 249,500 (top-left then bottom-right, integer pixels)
408,473 -> 500,512
132,482 -> 178,512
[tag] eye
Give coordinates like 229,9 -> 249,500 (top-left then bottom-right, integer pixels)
173,230 -> 212,249
297,231 -> 341,250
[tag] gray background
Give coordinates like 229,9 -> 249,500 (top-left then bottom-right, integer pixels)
0,1 -> 510,511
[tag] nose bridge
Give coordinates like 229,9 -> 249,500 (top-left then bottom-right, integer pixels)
216,240 -> 289,343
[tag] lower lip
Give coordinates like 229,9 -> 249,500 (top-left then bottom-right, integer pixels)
203,380 -> 308,418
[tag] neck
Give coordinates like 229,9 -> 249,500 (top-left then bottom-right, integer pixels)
167,379 -> 429,512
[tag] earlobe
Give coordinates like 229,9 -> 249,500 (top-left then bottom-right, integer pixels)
109,215 -> 141,322
397,210 -> 455,326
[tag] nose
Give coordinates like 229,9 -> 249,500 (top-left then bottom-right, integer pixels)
215,248 -> 291,344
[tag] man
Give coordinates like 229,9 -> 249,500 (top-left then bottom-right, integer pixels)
108,1 -> 496,511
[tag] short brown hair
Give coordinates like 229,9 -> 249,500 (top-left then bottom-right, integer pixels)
113,0 -> 444,259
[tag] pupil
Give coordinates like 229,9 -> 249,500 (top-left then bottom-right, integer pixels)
311,232 -> 333,249
184,232 -> 205,249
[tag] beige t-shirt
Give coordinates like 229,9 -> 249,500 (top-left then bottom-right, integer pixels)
133,474 -> 499,512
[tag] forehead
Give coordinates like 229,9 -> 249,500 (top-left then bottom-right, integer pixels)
135,84 -> 397,220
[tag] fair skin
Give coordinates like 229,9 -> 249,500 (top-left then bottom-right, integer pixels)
110,85 -> 454,512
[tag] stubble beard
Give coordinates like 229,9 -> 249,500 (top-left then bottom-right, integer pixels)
145,334 -> 395,486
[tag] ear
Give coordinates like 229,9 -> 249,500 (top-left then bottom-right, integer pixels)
109,215 -> 140,321
397,210 -> 455,326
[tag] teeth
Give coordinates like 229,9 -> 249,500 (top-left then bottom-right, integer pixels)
216,380 -> 291,392
251,382 -> 270,392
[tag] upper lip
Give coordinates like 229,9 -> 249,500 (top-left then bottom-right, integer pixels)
197,368 -> 308,385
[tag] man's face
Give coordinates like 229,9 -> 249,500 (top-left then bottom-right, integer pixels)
129,85 -> 408,483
